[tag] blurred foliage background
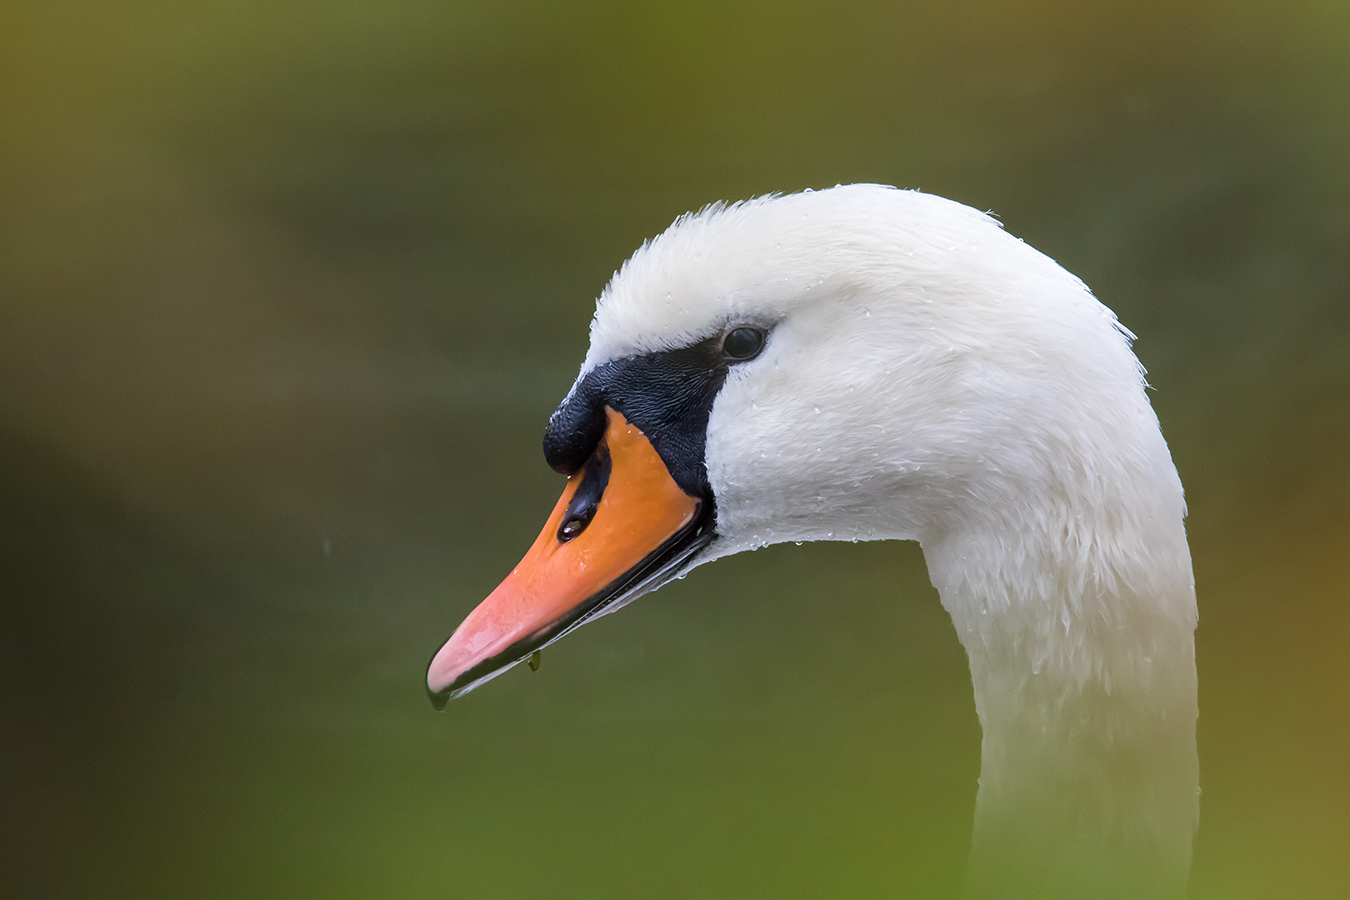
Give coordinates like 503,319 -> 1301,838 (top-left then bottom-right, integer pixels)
2,0 -> 1347,896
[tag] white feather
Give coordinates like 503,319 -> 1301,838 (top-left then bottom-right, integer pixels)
572,184 -> 1199,897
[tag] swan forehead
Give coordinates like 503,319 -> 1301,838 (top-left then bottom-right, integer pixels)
580,185 -> 1017,372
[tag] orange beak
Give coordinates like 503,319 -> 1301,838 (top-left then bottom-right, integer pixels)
427,407 -> 711,706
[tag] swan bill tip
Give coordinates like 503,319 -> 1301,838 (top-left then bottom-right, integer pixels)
426,681 -> 451,711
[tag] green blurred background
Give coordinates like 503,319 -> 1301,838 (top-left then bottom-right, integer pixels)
2,1 -> 1347,896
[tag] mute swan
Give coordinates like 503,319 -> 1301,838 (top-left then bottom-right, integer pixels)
427,185 -> 1199,898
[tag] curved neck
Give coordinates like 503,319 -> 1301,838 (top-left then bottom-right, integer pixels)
922,487 -> 1199,898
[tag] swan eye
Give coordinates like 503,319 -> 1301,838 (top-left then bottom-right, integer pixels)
722,326 -> 764,361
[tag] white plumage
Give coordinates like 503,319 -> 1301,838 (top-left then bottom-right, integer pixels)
573,185 -> 1199,897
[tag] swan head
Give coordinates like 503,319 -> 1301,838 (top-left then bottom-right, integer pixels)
427,184 -> 1185,703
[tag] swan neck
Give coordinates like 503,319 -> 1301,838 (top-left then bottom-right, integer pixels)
923,504 -> 1199,898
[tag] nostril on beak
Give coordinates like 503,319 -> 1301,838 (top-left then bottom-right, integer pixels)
556,443 -> 611,543
558,516 -> 589,542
